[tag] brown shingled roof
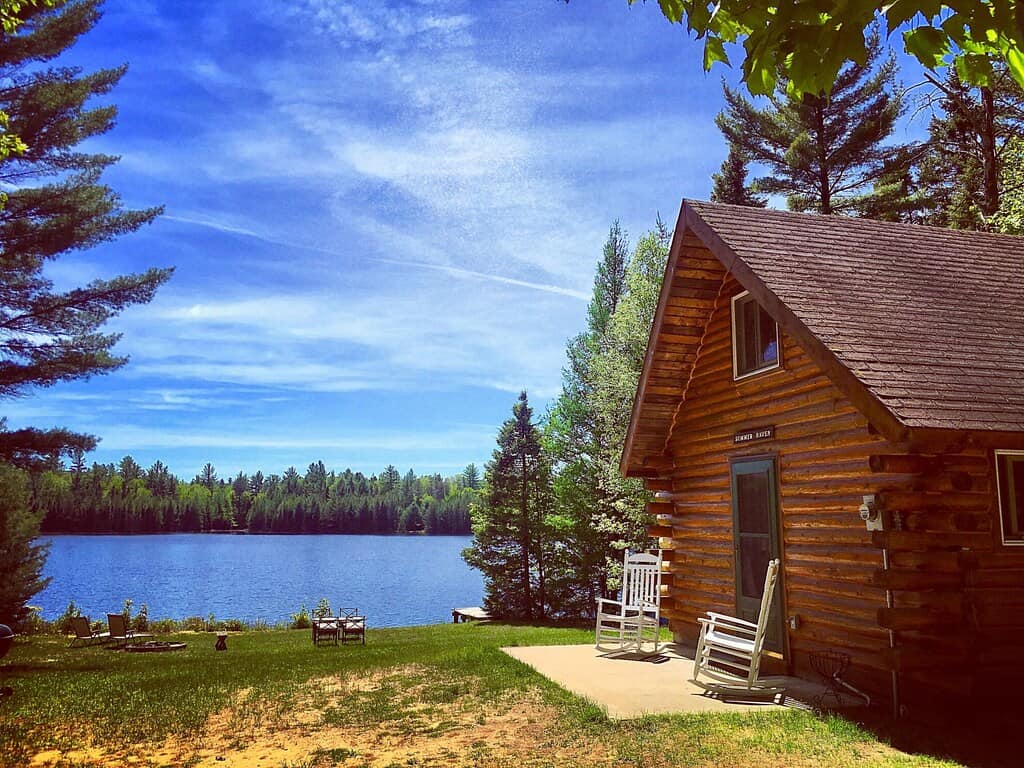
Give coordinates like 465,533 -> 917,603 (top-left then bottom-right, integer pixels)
686,199 -> 1024,433
621,200 -> 1024,475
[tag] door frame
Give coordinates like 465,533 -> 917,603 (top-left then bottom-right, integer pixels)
728,453 -> 787,658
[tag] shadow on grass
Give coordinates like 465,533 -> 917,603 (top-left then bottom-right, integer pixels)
828,701 -> 1016,768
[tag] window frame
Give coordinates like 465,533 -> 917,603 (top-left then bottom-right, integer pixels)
995,449 -> 1024,547
731,290 -> 781,381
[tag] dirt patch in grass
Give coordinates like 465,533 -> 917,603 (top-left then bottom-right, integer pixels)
24,664 -> 955,768
27,664 -> 608,768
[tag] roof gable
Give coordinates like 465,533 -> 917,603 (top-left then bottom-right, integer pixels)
622,200 -> 1024,476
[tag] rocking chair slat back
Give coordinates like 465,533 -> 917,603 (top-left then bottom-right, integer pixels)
595,550 -> 664,653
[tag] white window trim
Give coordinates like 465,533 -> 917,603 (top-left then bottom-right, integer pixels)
731,290 -> 781,381
996,449 -> 1024,546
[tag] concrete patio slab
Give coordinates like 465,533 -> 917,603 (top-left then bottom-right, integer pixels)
503,644 -> 827,719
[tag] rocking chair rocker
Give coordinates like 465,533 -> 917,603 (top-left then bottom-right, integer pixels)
691,558 -> 785,697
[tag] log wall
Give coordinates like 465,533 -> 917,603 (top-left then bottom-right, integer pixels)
636,237 -> 1024,718
868,449 -> 1024,713
652,266 -> 895,695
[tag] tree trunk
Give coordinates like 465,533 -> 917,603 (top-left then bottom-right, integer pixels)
519,438 -> 532,619
980,85 -> 1000,219
814,99 -> 832,214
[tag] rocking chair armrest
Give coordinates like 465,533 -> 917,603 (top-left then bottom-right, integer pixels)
699,612 -> 758,635
596,597 -> 624,610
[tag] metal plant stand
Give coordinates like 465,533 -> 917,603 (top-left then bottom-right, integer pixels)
809,649 -> 871,709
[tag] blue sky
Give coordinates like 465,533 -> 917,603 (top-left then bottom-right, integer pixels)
5,0 -> 929,480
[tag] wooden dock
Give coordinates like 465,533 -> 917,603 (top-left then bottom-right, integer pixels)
452,606 -> 490,623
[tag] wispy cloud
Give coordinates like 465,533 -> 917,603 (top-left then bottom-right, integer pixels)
12,0 -> 728,475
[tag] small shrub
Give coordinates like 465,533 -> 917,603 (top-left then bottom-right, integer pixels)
290,604 -> 311,630
54,601 -> 82,635
21,605 -> 46,635
149,618 -> 177,634
182,616 -> 207,632
223,618 -> 245,632
132,603 -> 149,632
313,597 -> 332,619
252,617 -> 270,631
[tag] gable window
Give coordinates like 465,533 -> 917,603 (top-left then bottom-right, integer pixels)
731,291 -> 780,380
996,450 -> 1024,545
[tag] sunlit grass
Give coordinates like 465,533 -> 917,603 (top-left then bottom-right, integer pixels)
0,623 -> 964,767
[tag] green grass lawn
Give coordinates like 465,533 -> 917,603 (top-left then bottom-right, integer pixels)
0,623 -> 967,768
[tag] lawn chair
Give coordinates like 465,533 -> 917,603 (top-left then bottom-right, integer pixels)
311,616 -> 339,646
107,613 -> 154,648
595,550 -> 663,653
339,608 -> 365,645
69,616 -> 111,647
691,558 -> 785,697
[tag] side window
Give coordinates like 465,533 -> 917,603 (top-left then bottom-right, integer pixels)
996,451 -> 1024,545
731,291 -> 780,380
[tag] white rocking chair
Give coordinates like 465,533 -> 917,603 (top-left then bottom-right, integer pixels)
595,550 -> 663,653
691,558 -> 785,696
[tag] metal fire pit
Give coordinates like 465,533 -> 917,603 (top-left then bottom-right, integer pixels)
124,641 -> 187,653
0,623 -> 15,700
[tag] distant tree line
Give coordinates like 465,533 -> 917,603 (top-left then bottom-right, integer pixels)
34,457 -> 481,536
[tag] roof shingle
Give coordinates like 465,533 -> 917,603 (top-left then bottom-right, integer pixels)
686,200 -> 1024,433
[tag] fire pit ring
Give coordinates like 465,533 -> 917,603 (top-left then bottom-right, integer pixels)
124,641 -> 187,653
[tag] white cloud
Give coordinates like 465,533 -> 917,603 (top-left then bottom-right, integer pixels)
92,423 -> 495,452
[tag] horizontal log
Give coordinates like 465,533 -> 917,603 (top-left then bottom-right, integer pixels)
911,472 -> 975,493
901,510 -> 987,534
877,490 -> 987,513
647,524 -> 673,539
958,550 -> 1024,570
869,454 -> 936,474
871,531 -> 992,551
877,607 -> 962,631
645,501 -> 674,517
643,478 -> 673,492
889,550 -> 961,572
871,568 -> 962,591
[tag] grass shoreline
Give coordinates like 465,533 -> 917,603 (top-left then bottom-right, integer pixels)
0,623 -> 974,768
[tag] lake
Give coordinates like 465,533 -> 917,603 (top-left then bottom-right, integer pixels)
35,534 -> 484,627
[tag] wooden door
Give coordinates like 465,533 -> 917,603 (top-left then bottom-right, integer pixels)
730,457 -> 784,653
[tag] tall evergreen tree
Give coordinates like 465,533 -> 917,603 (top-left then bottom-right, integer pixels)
710,144 -> 767,207
716,30 -> 910,215
463,391 -> 554,619
587,221 -> 629,338
0,462 -> 48,626
544,221 -> 667,614
198,462 -> 217,490
917,66 -> 1024,229
461,462 -> 480,490
0,0 -> 170,465
0,0 -> 169,628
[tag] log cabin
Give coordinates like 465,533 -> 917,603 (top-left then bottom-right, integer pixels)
620,200 -> 1024,717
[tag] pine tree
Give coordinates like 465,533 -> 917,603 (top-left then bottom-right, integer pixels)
0,0 -> 170,466
587,221 -> 629,338
545,221 -> 666,615
0,0 -> 169,628
461,462 -> 480,490
917,66 -> 1024,229
0,462 -> 49,626
462,391 -> 554,619
716,30 -> 910,215
710,144 -> 767,207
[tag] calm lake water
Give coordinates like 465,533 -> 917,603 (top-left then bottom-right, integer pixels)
36,534 -> 483,627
